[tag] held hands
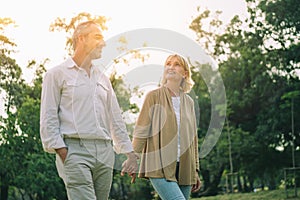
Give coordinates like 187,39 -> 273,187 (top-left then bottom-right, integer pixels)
121,152 -> 139,183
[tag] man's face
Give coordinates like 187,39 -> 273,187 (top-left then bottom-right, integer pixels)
83,24 -> 105,59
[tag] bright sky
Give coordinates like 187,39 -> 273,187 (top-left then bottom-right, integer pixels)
0,0 -> 247,115
1,0 -> 247,72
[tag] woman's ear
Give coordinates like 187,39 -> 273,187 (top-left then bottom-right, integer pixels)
183,71 -> 188,78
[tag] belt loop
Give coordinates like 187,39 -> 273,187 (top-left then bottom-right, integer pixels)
79,139 -> 83,147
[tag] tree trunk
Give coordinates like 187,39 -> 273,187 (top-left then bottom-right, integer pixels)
268,176 -> 276,190
261,180 -> 265,191
237,173 -> 242,192
248,176 -> 254,192
201,169 -> 210,191
243,176 -> 250,192
198,164 -> 225,197
1,185 -> 8,200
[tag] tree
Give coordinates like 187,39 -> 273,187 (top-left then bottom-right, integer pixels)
0,17 -> 67,199
0,18 -> 28,200
14,61 -> 67,200
189,0 -> 299,196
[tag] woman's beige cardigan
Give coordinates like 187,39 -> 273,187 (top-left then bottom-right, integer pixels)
132,86 -> 199,185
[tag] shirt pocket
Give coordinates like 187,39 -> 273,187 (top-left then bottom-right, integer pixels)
63,80 -> 87,98
65,80 -> 86,87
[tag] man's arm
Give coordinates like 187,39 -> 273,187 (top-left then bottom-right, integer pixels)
40,70 -> 66,153
106,80 -> 138,182
108,84 -> 134,153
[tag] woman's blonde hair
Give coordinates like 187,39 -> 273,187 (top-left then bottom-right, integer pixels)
161,54 -> 194,93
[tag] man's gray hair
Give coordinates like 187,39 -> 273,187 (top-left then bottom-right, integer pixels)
72,21 -> 99,50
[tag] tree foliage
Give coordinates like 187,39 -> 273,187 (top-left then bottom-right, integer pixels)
190,0 -> 300,196
0,17 -> 67,200
1,1 -> 299,198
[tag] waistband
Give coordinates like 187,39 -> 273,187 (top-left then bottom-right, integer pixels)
64,137 -> 112,145
63,135 -> 111,143
63,134 -> 111,140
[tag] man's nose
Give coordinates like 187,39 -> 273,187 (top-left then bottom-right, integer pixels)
100,40 -> 106,47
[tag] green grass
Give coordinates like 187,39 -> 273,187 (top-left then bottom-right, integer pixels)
193,189 -> 300,200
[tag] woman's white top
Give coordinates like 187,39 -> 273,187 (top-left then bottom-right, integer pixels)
171,96 -> 181,162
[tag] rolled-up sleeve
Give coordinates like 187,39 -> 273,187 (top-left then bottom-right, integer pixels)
40,70 -> 66,153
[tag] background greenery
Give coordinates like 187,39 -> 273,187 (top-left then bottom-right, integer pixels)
0,0 -> 299,199
195,188 -> 300,200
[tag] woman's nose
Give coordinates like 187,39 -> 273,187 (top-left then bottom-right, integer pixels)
168,64 -> 175,69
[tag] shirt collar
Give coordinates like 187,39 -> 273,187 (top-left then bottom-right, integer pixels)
65,57 -> 100,71
65,57 -> 79,69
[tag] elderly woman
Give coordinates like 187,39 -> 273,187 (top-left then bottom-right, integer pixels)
132,54 -> 201,200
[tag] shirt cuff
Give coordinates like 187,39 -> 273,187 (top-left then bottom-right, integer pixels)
44,136 -> 67,154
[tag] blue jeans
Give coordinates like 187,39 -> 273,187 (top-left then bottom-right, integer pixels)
150,178 -> 192,200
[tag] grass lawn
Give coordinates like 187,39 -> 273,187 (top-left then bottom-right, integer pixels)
193,189 -> 300,200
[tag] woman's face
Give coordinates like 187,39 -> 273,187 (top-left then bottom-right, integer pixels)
164,56 -> 187,82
